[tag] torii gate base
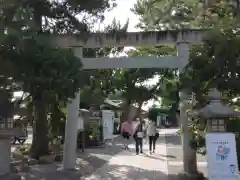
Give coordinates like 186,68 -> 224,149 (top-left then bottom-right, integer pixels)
55,29 -> 206,179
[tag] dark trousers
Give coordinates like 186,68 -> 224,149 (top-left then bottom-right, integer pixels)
149,136 -> 156,151
135,137 -> 143,154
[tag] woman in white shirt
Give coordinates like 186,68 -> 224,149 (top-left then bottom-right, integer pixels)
146,120 -> 157,154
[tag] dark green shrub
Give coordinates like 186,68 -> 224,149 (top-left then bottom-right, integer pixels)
226,119 -> 240,170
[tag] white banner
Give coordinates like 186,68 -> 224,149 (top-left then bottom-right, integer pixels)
206,133 -> 239,180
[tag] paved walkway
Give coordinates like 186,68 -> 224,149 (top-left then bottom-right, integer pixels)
164,129 -> 208,178
19,128 -> 208,180
82,139 -> 169,180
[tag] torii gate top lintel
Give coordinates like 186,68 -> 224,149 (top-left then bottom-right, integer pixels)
51,29 -> 207,48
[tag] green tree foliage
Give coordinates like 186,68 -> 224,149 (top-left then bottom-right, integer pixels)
110,68 -> 160,120
148,107 -> 168,122
0,49 -> 21,120
132,0 -> 240,116
1,30 -> 83,158
111,60 -> 164,121
132,0 -> 239,29
0,77 -> 14,119
129,1 -> 182,121
0,0 -> 116,158
125,46 -> 178,105
203,0 -> 239,27
182,27 -> 240,106
180,27 -> 240,152
132,0 -> 202,30
132,0 -> 240,154
80,19 -> 129,107
111,66 -> 179,121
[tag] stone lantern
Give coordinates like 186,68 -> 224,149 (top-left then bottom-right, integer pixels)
0,117 -> 20,177
197,88 -> 240,132
196,88 -> 240,180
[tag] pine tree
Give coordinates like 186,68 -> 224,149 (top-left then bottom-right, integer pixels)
0,0 -> 116,158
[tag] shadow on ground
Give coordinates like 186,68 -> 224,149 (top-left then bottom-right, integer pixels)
75,143 -> 124,173
21,143 -> 125,180
160,154 -> 177,159
21,164 -> 179,180
82,164 -> 178,180
20,133 -> 179,180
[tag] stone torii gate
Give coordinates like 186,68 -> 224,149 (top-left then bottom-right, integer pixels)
51,29 -> 206,174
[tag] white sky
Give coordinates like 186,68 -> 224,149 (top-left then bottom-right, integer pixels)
94,0 -> 140,32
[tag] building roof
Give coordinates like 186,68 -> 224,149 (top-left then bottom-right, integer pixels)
103,99 -> 147,113
103,99 -> 122,108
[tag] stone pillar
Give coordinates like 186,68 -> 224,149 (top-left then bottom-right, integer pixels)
177,42 -> 190,171
177,42 -> 202,178
177,43 -> 204,179
62,47 -> 82,170
0,137 -> 11,175
179,91 -> 193,173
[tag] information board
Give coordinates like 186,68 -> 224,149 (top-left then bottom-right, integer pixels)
206,133 -> 239,180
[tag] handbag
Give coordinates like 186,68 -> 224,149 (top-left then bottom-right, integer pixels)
137,132 -> 144,138
155,132 -> 159,139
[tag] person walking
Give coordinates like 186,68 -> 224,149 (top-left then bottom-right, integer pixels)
133,121 -> 144,155
146,120 -> 157,154
121,120 -> 132,150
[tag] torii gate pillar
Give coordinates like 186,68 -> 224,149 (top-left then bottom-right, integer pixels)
62,47 -> 82,170
177,42 -> 200,178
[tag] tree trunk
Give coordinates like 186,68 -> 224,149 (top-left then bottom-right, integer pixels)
119,99 -> 131,133
120,99 -> 131,122
185,123 -> 198,175
187,148 -> 198,175
31,92 -> 49,159
168,102 -> 179,126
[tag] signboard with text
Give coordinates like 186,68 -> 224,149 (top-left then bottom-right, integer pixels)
206,133 -> 239,180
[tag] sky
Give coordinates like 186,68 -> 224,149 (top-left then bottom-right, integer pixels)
94,0 -> 140,32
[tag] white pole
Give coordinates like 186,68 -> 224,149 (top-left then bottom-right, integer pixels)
62,47 -> 82,170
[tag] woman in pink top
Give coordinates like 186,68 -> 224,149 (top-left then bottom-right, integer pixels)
121,120 -> 132,150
